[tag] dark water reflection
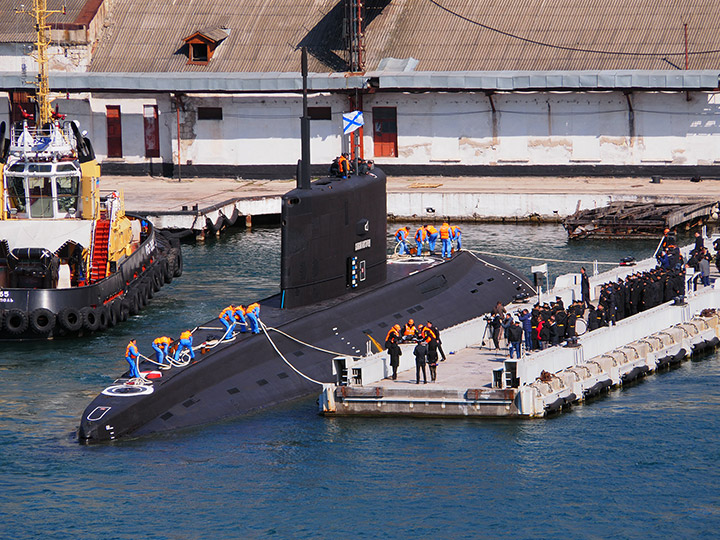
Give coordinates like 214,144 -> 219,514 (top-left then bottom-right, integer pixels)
1,223 -> 718,539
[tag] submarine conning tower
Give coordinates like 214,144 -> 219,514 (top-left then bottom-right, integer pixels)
280,171 -> 388,308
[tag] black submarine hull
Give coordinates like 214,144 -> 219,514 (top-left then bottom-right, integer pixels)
78,249 -> 532,442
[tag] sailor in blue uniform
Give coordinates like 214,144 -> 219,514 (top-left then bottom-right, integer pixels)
219,305 -> 236,340
450,225 -> 462,251
234,305 -> 248,333
152,336 -> 172,366
175,330 -> 195,361
395,226 -> 410,255
246,302 -> 261,334
125,339 -> 141,378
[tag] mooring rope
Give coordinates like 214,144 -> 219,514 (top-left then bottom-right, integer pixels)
259,320 -> 324,385
466,248 -> 618,266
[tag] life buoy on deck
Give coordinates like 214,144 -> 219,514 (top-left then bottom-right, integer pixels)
81,306 -> 100,332
29,308 -> 56,335
58,307 -> 83,332
4,309 -> 28,335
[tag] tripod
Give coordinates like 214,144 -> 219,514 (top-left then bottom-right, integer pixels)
480,318 -> 494,349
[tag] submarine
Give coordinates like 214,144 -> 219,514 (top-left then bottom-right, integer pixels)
78,51 -> 534,443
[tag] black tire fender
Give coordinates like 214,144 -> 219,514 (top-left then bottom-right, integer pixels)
172,248 -> 183,277
5,309 -> 28,335
97,305 -> 110,330
58,307 -> 83,332
81,306 -> 100,332
29,308 -> 56,335
162,258 -> 173,284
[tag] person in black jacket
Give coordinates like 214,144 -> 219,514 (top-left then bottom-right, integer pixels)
427,338 -> 439,381
385,326 -> 402,380
507,319 -> 523,359
580,267 -> 591,307
426,321 -> 446,361
413,341 -> 428,384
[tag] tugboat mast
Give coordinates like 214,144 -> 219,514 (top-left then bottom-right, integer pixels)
17,0 -> 66,125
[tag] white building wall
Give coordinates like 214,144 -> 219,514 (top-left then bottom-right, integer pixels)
17,88 -> 720,169
363,90 -> 720,167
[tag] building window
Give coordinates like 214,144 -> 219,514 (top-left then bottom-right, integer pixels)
191,43 -> 209,63
106,105 -> 123,158
308,107 -> 332,120
198,107 -> 223,120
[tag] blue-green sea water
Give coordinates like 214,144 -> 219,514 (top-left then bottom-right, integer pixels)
1,223 -> 718,539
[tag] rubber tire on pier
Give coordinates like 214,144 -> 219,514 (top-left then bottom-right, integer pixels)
58,307 -> 83,333
4,309 -> 28,335
81,306 -> 101,332
29,308 -> 56,335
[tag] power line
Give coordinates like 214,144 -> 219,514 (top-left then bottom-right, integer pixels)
429,0 -> 720,58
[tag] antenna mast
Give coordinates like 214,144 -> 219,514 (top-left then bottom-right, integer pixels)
17,0 -> 65,125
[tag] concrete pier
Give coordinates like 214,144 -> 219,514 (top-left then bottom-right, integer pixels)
103,175 -> 720,236
319,244 -> 720,419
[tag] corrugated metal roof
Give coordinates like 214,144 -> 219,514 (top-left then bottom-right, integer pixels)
0,0 -> 87,42
2,1 -> 720,73
0,70 -> 716,93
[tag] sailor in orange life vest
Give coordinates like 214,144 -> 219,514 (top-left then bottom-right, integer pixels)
414,226 -> 427,256
403,318 -> 417,341
246,302 -> 261,334
125,339 -> 141,378
395,226 -> 410,255
425,224 -> 439,254
385,324 -> 402,380
450,224 -> 462,251
338,153 -> 351,179
219,305 -> 236,340
174,329 -> 195,361
234,305 -> 248,333
439,222 -> 452,258
152,336 -> 172,365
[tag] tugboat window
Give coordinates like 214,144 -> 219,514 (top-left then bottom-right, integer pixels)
6,176 -> 27,213
28,176 -> 54,218
56,176 -> 79,215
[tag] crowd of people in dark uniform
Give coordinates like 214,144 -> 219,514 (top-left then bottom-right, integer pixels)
489,240 -> 692,356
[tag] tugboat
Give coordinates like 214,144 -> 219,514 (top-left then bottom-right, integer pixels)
77,50 -> 534,443
0,4 -> 181,340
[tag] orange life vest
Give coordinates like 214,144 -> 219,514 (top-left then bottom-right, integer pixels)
125,342 -> 138,358
385,327 -> 400,342
220,306 -> 235,319
247,303 -> 260,313
338,155 -> 350,174
425,225 -> 437,235
154,336 -> 172,346
421,326 -> 437,342
395,227 -> 409,240
180,330 -> 192,340
439,223 -> 450,239
403,323 -> 416,336
450,225 -> 461,236
415,228 -> 426,242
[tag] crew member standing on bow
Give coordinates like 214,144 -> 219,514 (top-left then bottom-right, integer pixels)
395,226 -> 410,255
414,226 -> 427,256
174,329 -> 195,361
425,224 -> 439,255
246,302 -> 261,334
439,222 -> 452,258
125,339 -> 141,379
152,336 -> 172,366
219,305 -> 236,340
450,224 -> 462,251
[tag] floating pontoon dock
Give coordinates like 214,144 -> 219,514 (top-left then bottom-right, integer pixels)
320,241 -> 720,419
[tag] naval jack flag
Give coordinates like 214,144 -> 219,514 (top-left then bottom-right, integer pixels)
342,110 -> 364,135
